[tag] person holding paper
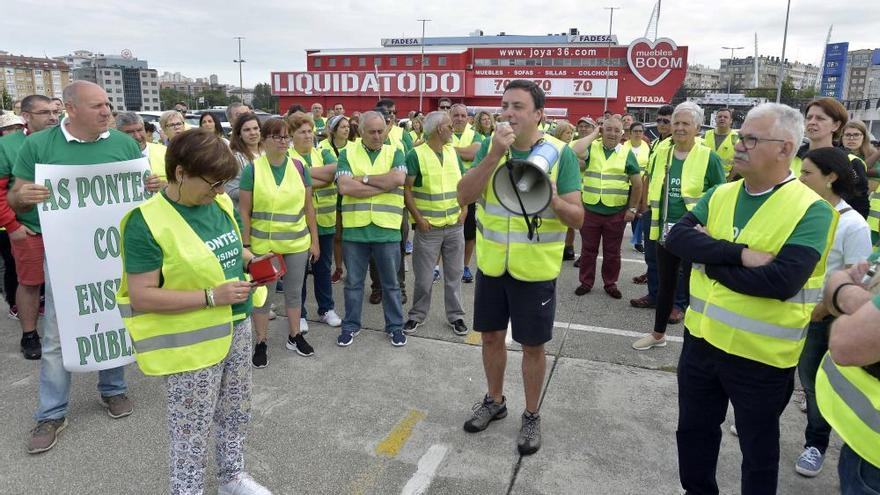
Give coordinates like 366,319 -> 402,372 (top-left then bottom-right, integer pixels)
8,81 -> 161,455
117,129 -> 272,495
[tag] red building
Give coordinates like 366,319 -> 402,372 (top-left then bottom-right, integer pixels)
271,31 -> 687,120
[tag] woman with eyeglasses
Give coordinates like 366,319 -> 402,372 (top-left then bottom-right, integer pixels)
287,112 -> 343,331
318,115 -> 351,284
158,110 -> 186,145
117,129 -> 273,495
228,113 -> 263,208
239,118 -> 319,368
844,120 -> 877,165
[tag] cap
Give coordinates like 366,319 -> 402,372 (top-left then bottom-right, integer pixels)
577,117 -> 597,127
0,112 -> 24,130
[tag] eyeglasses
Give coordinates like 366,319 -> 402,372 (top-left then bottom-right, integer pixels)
199,176 -> 228,189
737,134 -> 786,150
267,134 -> 291,143
843,133 -> 863,139
655,118 -> 671,124
167,122 -> 184,129
26,110 -> 62,116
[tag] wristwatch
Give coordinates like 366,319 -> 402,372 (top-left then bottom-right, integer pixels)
362,175 -> 370,184
628,207 -> 637,214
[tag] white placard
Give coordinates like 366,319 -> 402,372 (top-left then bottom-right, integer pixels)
472,78 -> 618,99
36,158 -> 152,372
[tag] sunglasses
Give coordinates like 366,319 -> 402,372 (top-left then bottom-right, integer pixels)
656,118 -> 671,124
439,105 -> 451,110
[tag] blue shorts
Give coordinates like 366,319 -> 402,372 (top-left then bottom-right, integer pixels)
473,270 -> 556,346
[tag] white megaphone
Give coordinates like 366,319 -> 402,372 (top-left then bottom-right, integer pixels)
492,140 -> 559,216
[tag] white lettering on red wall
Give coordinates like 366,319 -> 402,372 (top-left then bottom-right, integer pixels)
626,38 -> 685,86
271,71 -> 465,97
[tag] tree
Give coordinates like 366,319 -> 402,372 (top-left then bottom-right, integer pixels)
160,87 -> 189,111
1,88 -> 12,111
251,83 -> 278,113
197,88 -> 230,108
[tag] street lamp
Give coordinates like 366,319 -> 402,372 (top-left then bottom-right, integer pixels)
417,19 -> 431,112
603,6 -> 620,113
722,46 -> 744,107
233,36 -> 246,104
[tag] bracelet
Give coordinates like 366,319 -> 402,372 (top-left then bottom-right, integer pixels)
205,288 -> 216,308
831,283 -> 856,315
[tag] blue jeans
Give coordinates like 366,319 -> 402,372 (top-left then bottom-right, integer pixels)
839,443 -> 880,494
341,241 -> 403,334
301,233 -> 336,319
798,318 -> 832,453
630,216 -> 644,246
35,262 -> 126,422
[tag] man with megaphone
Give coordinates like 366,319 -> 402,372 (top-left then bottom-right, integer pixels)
457,80 -> 584,456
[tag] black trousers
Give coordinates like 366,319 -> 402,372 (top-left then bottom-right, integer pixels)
654,242 -> 690,333
0,231 -> 17,308
677,331 -> 794,495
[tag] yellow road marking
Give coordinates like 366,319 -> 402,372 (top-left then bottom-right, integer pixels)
465,331 -> 481,345
374,409 -> 427,457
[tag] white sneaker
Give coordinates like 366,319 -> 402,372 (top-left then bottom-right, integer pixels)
299,317 -> 309,335
268,309 -> 277,321
321,309 -> 342,327
632,333 -> 667,350
218,473 -> 272,495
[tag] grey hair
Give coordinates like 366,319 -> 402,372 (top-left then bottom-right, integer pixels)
672,101 -> 704,127
449,103 -> 468,114
745,103 -> 805,159
422,111 -> 448,137
226,102 -> 246,121
115,111 -> 143,128
158,110 -> 182,130
359,110 -> 385,129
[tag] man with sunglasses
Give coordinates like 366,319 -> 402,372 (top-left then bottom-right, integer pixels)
703,108 -> 739,180
664,103 -> 835,493
0,95 -> 60,361
8,82 -> 162,454
437,98 -> 453,112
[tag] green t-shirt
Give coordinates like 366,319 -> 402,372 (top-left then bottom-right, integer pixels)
473,137 -> 582,195
314,117 -> 326,134
13,125 -> 141,233
405,147 -> 467,187
663,151 -> 726,223
583,147 -> 642,215
123,191 -> 252,320
690,181 -> 835,255
0,130 -> 26,177
400,130 -> 414,153
335,145 -> 407,243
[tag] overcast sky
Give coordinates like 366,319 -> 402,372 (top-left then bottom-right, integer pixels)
5,0 -> 876,87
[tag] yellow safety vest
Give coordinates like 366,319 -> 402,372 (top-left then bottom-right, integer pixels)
476,135 -> 568,282
145,142 -> 167,180
411,143 -> 462,227
683,179 -> 835,368
647,137 -> 673,178
290,146 -> 337,230
647,144 -> 712,240
816,352 -> 880,468
703,129 -> 738,176
791,156 -> 803,177
452,126 -> 477,170
116,193 -> 266,376
340,144 -> 405,229
621,140 -> 650,175
387,125 -> 406,150
250,155 -> 310,255
581,140 -> 631,207
408,130 -> 420,143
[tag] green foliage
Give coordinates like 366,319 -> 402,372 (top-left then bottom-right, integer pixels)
251,83 -> 278,113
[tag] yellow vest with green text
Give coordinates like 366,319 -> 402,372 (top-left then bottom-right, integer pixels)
683,180 -> 835,368
116,193 -> 266,376
647,144 -> 712,240
816,352 -> 880,468
290,146 -> 337,230
621,140 -> 650,175
476,135 -> 568,282
251,155 -> 310,254
452,126 -> 477,170
145,142 -> 167,180
581,140 -> 630,207
340,144 -> 404,229
703,129 -> 738,176
412,143 -> 462,227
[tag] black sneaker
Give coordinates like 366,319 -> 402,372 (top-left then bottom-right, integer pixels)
450,319 -> 468,336
517,411 -> 542,455
562,246 -> 575,261
403,319 -> 421,335
286,333 -> 314,357
401,291 -> 408,305
21,331 -> 41,360
252,341 -> 268,368
464,394 -> 507,433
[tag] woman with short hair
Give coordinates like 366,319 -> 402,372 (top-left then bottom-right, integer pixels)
118,129 -> 272,495
158,110 -> 185,145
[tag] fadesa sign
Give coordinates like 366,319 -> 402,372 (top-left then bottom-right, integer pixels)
272,71 -> 466,97
626,38 -> 684,86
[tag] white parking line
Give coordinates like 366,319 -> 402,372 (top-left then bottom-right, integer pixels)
401,444 -> 449,495
554,321 -> 684,343
596,256 -> 645,264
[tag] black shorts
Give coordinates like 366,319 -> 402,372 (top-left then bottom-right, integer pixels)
473,270 -> 556,346
464,203 -> 477,241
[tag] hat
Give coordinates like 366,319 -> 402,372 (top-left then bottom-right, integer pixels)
326,114 -> 346,131
0,112 -> 24,130
577,117 -> 597,127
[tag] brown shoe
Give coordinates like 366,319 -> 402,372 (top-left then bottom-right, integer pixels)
630,295 -> 656,308
632,273 -> 648,285
604,286 -> 622,299
27,418 -> 67,454
574,285 -> 591,296
369,291 -> 382,304
100,393 -> 133,419
667,307 -> 684,325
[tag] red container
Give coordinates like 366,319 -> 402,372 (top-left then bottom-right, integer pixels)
249,254 -> 286,285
